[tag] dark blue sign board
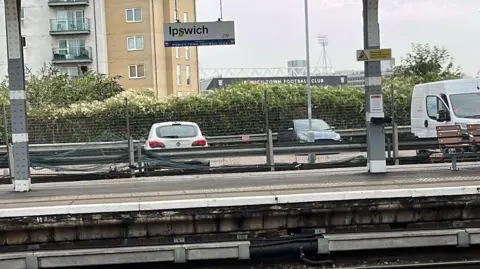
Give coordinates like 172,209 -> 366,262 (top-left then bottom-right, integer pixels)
204,76 -> 348,91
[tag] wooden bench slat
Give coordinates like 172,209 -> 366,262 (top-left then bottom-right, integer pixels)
436,125 -> 461,131
438,137 -> 464,144
441,144 -> 469,148
468,130 -> 480,136
438,130 -> 462,137
467,124 -> 480,130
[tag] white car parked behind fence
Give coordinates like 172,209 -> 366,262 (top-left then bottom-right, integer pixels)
144,121 -> 208,150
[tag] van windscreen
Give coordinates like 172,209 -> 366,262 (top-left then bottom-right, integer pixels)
450,92 -> 480,118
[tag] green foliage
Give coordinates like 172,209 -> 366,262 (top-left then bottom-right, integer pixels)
19,83 -> 414,143
393,43 -> 464,84
0,65 -> 124,108
0,44 -> 466,144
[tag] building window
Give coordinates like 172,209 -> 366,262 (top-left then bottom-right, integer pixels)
56,10 -> 85,31
186,65 -> 191,86
185,47 -> 190,60
129,64 -> 145,79
127,36 -> 144,50
59,67 -> 80,77
126,8 -> 142,22
20,8 -> 25,20
21,36 -> 26,48
175,47 -> 180,59
58,39 -> 86,57
176,64 -> 181,86
183,12 -> 188,22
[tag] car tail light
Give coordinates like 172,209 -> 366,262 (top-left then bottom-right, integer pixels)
192,139 -> 207,147
149,140 -> 165,148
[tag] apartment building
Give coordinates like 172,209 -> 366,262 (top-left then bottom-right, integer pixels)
0,0 -> 199,97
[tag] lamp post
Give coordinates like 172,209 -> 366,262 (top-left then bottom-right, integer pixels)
304,0 -> 315,164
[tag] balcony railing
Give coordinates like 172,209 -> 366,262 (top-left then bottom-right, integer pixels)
52,46 -> 93,63
49,18 -> 90,34
48,0 -> 89,6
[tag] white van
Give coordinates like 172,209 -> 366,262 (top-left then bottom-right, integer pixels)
410,78 -> 480,138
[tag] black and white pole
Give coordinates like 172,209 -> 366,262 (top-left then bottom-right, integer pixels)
363,0 -> 386,173
4,0 -> 31,191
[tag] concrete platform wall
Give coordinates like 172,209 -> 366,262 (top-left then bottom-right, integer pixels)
1,195 -> 480,249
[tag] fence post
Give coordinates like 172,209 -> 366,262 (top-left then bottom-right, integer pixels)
390,83 -> 399,165
138,137 -> 145,174
264,90 -> 273,167
125,98 -> 130,140
266,129 -> 275,171
264,90 -> 269,133
7,143 -> 14,180
386,136 -> 392,159
2,105 -> 12,180
128,136 -> 135,177
2,104 -> 8,146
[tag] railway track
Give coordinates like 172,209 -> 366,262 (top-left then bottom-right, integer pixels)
337,260 -> 480,269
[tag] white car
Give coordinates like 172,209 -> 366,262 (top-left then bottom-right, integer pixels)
144,121 -> 208,150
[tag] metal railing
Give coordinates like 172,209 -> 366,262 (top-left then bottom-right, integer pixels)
2,126 -> 423,176
49,18 -> 90,33
48,0 -> 89,4
0,126 -> 412,154
52,46 -> 93,63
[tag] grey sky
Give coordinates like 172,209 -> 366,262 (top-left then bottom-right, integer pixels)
196,0 -> 480,75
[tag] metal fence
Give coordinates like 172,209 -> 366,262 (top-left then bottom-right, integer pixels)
0,100 -> 410,145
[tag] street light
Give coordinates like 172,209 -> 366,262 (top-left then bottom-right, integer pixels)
304,0 -> 315,164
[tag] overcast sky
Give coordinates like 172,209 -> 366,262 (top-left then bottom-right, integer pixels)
196,0 -> 480,75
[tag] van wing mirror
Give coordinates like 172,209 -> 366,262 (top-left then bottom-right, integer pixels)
436,110 -> 450,122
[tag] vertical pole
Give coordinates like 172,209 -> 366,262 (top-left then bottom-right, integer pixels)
264,90 -> 269,133
391,83 -> 399,165
7,144 -> 14,180
174,0 -> 179,22
363,0 -> 386,173
266,129 -> 275,171
264,90 -> 274,170
125,98 -> 135,177
125,98 -> 130,140
3,105 -> 11,179
3,105 -> 8,146
128,137 -> 135,177
138,137 -> 145,174
5,0 -> 31,191
304,0 -> 315,164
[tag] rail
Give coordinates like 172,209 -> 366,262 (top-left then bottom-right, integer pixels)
0,126 -> 413,154
143,140 -> 432,160
2,139 -> 438,170
1,125 -> 423,176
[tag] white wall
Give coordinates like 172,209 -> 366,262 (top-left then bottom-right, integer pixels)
0,0 -> 108,80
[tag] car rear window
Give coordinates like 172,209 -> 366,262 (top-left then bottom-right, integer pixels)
156,125 -> 198,138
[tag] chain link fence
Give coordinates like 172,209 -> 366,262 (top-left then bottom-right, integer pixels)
0,95 -> 410,145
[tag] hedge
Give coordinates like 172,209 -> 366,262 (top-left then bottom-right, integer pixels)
2,79 -> 414,144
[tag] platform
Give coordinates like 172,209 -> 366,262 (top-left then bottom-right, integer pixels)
0,162 -> 480,268
0,162 -> 479,218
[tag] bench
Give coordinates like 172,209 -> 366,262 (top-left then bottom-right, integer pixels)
468,124 -> 480,152
436,125 -> 469,170
436,125 -> 480,170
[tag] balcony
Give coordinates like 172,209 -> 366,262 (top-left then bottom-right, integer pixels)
49,18 -> 90,35
48,0 -> 89,7
52,46 -> 93,64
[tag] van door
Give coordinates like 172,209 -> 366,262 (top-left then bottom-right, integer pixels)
425,95 -> 451,137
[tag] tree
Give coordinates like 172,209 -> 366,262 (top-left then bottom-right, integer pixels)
0,65 -> 124,107
393,43 -> 463,83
